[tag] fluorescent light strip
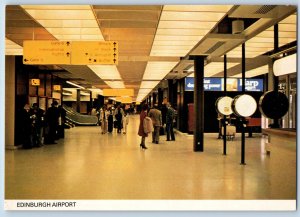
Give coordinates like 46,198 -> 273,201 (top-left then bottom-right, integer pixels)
80,92 -> 91,96
136,88 -> 153,102
66,81 -> 85,89
62,92 -> 72,96
21,5 -> 104,41
163,5 -> 233,12
88,65 -> 122,80
151,5 -> 232,57
142,62 -> 178,80
205,62 -> 239,77
137,62 -> 177,99
160,11 -> 226,22
140,81 -> 160,89
187,62 -> 239,77
88,88 -> 103,95
88,65 -> 125,88
105,81 -> 125,89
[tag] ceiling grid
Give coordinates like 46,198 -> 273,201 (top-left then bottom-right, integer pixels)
5,5 -> 297,102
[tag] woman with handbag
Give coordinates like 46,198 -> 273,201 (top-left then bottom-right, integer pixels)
138,104 -> 149,150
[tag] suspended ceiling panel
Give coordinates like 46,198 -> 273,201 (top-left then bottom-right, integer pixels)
93,5 -> 163,100
6,5 -> 56,45
5,5 -> 297,102
60,65 -> 108,87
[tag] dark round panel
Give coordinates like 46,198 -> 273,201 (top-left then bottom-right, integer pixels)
259,91 -> 289,119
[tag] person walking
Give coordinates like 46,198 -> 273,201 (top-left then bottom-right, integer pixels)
148,103 -> 162,144
138,104 -> 149,149
122,112 -> 129,134
166,102 -> 176,141
30,103 -> 45,147
114,104 -> 124,134
100,105 -> 109,134
107,107 -> 114,133
21,104 -> 33,149
45,101 -> 60,144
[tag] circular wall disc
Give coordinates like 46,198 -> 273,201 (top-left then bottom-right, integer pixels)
232,94 -> 257,117
216,96 -> 233,116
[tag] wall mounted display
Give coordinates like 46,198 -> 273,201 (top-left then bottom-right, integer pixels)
53,85 -> 61,91
237,79 -> 263,92
215,96 -> 233,116
185,77 -> 263,92
232,94 -> 257,117
30,79 -> 40,86
273,53 -> 296,76
259,91 -> 289,119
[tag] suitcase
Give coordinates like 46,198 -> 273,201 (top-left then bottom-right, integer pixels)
108,115 -> 113,132
159,126 -> 165,135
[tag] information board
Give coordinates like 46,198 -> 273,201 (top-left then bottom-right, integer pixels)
185,77 -> 263,92
103,89 -> 134,97
237,79 -> 264,92
23,41 -> 71,65
116,96 -> 133,104
23,40 -> 118,65
71,41 -> 118,65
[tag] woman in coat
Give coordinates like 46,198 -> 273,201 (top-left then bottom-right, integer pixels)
138,103 -> 148,149
100,105 -> 109,134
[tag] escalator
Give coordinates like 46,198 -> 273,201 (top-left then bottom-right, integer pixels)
63,105 -> 98,126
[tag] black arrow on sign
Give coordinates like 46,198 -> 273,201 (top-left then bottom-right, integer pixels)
89,58 -> 92,61
66,41 -> 70,46
94,59 -> 97,62
24,58 -> 28,62
113,59 -> 116,63
66,52 -> 70,57
113,53 -> 116,58
113,42 -> 116,47
85,53 -> 88,56
113,48 -> 117,52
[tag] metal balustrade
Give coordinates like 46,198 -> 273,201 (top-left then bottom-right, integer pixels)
63,105 -> 98,126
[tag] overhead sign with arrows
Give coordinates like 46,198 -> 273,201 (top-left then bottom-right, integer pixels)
23,40 -> 118,65
23,41 -> 71,65
71,41 -> 118,65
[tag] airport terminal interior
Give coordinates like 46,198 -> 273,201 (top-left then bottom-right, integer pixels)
4,5 -> 297,203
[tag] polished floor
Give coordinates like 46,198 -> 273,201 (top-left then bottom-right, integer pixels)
5,115 -> 296,200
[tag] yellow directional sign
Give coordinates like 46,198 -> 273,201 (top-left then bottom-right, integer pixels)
116,96 -> 132,104
71,41 -> 118,65
103,89 -> 134,97
23,40 -> 71,65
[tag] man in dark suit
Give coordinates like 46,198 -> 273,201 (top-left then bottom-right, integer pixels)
45,101 -> 60,144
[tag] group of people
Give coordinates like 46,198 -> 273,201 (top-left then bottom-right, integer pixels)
20,101 -> 65,149
138,102 -> 176,149
96,104 -> 129,135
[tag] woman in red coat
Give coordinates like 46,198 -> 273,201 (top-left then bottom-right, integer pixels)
138,104 -> 148,149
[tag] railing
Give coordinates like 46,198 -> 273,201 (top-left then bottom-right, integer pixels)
63,105 -> 98,126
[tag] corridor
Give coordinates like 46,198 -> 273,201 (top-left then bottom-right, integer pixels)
5,115 -> 296,200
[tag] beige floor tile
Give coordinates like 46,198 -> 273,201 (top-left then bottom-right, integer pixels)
5,115 -> 296,200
